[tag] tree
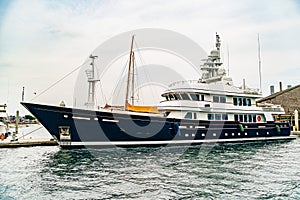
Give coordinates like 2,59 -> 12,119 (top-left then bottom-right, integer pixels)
24,115 -> 36,120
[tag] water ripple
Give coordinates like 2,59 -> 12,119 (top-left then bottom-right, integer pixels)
0,139 -> 300,199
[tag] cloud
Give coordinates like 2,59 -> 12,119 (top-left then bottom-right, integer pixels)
0,0 -> 300,113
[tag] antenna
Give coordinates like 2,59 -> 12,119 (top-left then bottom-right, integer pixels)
258,33 -> 262,93
227,45 -> 230,76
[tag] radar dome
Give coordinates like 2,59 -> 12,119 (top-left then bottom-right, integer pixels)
210,50 -> 219,56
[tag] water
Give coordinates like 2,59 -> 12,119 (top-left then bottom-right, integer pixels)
1,138 -> 300,199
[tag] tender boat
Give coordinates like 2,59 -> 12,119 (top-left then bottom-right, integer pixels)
21,34 -> 295,148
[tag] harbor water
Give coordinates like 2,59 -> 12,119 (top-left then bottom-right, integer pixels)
0,135 -> 300,199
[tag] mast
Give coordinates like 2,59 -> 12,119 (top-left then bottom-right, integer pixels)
258,33 -> 262,93
131,52 -> 135,105
125,35 -> 135,110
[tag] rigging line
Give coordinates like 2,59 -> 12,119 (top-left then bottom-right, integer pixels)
16,126 -> 44,140
106,57 -> 130,104
133,54 -> 140,102
30,61 -> 88,101
134,42 -> 157,104
94,61 -> 107,105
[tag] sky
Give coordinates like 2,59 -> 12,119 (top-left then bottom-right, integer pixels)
0,0 -> 300,114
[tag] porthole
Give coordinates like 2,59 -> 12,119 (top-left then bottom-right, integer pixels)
63,115 -> 68,118
256,132 -> 259,135
245,132 -> 248,136
225,133 -> 228,136
202,133 -> 205,137
192,134 -> 195,137
238,132 -> 241,136
213,133 -> 217,137
185,134 -> 189,137
232,133 -> 235,136
267,132 -> 269,135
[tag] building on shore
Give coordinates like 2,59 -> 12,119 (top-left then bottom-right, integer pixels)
257,84 -> 300,115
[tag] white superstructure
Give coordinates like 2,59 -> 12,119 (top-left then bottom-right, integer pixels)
158,34 -> 284,123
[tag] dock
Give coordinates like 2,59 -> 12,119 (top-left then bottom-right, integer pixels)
0,138 -> 58,148
291,131 -> 300,136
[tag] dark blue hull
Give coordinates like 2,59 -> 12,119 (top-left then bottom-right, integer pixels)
21,102 -> 295,148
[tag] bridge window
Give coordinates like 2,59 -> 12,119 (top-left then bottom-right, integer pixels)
181,93 -> 191,100
190,93 -> 200,101
168,94 -> 175,101
174,94 -> 182,100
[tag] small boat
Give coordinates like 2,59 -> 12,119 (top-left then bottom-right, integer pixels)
21,33 -> 295,148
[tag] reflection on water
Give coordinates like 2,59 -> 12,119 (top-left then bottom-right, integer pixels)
0,140 -> 300,199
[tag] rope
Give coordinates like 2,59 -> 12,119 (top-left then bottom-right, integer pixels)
16,126 -> 44,140
31,61 -> 88,101
134,41 -> 157,104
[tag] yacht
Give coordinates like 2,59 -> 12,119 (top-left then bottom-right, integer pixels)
21,34 -> 295,148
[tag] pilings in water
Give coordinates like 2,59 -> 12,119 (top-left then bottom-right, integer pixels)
291,109 -> 300,135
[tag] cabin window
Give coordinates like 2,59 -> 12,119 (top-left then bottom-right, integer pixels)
244,115 -> 248,122
252,115 -> 257,122
201,94 -> 205,101
165,96 -> 169,101
247,99 -> 251,106
239,115 -> 243,122
238,98 -> 243,106
233,98 -> 238,105
193,113 -> 197,119
243,98 -> 247,106
181,93 -> 190,100
190,93 -> 199,101
234,114 -> 238,121
248,114 -> 252,122
208,113 -> 214,120
222,114 -> 228,120
220,96 -> 226,103
213,96 -> 219,102
185,112 -> 193,119
215,114 -> 221,120
234,97 -> 252,106
213,95 -> 226,103
208,113 -> 228,121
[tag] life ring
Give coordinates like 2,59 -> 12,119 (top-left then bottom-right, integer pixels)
0,134 -> 5,140
257,115 -> 262,122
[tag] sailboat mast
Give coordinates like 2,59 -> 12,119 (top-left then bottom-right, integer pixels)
125,35 -> 135,110
131,52 -> 135,105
